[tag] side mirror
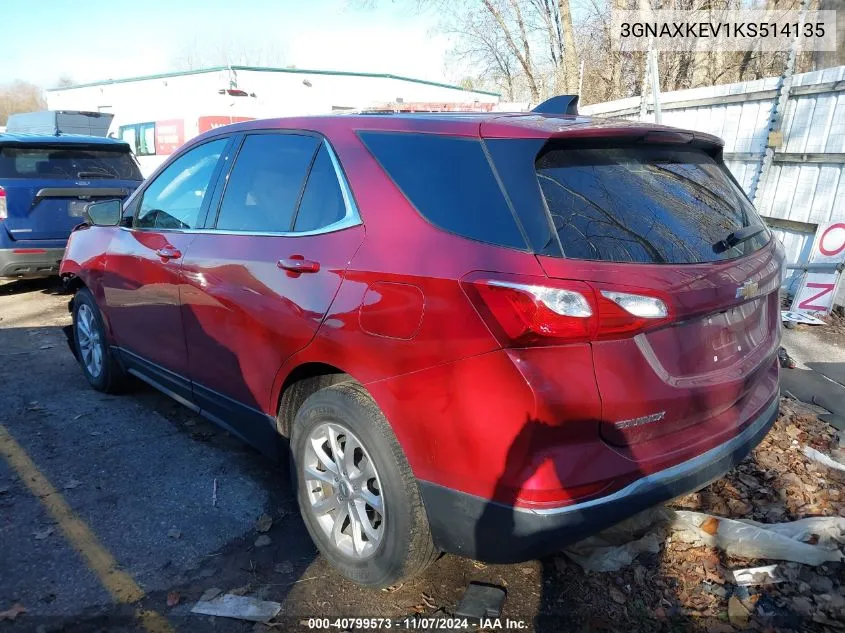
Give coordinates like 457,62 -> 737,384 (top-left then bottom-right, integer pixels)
84,199 -> 123,226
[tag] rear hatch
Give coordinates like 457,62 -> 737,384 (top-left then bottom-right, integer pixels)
481,128 -> 783,452
0,143 -> 142,241
531,139 -> 783,447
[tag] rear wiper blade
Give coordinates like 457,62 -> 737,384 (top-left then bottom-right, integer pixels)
713,224 -> 766,253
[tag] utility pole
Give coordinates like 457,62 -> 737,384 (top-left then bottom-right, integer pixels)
749,0 -> 810,205
649,49 -> 662,124
639,47 -> 662,123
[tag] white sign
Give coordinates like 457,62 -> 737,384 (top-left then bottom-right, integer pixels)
791,221 -> 845,315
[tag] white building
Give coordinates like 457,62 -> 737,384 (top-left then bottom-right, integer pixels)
46,65 -> 499,174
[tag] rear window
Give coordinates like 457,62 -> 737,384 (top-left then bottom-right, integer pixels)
536,145 -> 769,264
0,146 -> 142,181
359,132 -> 527,250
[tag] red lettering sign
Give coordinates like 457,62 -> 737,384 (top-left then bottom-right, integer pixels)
797,282 -> 835,311
155,119 -> 185,155
818,222 -> 845,257
198,116 -> 255,134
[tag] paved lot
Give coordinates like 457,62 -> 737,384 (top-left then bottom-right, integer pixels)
0,279 -> 554,633
782,327 -> 845,430
3,279 -> 841,633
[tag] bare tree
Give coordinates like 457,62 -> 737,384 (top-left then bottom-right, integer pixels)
170,34 -> 287,70
0,81 -> 46,125
55,75 -> 76,88
360,0 -> 820,106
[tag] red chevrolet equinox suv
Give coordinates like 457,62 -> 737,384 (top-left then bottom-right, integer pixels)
61,111 -> 783,587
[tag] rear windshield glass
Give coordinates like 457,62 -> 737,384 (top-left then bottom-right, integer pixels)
359,132 -> 527,250
536,145 -> 769,264
0,146 -> 142,181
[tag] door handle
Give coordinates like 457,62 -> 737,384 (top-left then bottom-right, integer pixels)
277,257 -> 320,273
156,245 -> 182,260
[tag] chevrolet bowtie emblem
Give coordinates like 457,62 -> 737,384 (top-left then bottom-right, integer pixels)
736,280 -> 759,300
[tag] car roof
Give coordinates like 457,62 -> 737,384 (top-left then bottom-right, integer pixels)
0,132 -> 132,148
200,112 -> 723,147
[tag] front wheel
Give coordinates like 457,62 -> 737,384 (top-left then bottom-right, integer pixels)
290,382 -> 438,587
72,288 -> 127,393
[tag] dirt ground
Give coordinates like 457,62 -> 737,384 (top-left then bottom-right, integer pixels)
0,278 -> 843,633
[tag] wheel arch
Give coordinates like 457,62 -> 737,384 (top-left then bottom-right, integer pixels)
275,362 -> 357,438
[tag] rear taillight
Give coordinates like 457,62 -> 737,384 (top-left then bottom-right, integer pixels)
0,187 -> 6,220
463,275 -> 672,346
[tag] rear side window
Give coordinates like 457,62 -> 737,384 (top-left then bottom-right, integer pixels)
359,132 -> 526,250
536,145 -> 769,264
216,133 -> 318,232
0,146 -> 142,180
294,145 -> 346,232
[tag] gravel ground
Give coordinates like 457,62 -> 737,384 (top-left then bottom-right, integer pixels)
0,278 -> 843,633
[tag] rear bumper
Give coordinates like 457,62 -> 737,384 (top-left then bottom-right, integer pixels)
0,247 -> 66,278
419,393 -> 779,563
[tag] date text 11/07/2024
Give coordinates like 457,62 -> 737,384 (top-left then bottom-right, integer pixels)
305,617 -> 529,629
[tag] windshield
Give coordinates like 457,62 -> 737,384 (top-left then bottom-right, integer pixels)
0,146 -> 142,181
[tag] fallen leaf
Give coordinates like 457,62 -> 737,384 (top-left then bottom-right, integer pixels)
728,596 -> 750,627
254,535 -> 271,548
0,603 -> 26,621
33,526 -> 55,540
63,479 -> 82,490
609,587 -> 626,604
255,513 -> 273,533
167,591 -> 180,607
700,517 -> 720,535
807,533 -> 820,545
167,528 -> 181,539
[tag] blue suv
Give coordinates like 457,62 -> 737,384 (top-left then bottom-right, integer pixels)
0,133 -> 143,278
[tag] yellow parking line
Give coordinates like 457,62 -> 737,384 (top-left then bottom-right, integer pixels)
0,424 -> 175,633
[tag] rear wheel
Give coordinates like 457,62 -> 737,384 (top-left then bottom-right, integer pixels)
290,382 -> 438,587
72,288 -> 127,393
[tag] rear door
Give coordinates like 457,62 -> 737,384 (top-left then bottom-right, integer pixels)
179,131 -> 364,443
490,138 -> 783,448
0,144 -> 142,241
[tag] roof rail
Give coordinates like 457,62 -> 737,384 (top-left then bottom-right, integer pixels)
532,95 -> 579,116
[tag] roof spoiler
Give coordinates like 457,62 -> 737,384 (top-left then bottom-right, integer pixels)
532,95 -> 579,116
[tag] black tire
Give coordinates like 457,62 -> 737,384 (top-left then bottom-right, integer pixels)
290,382 -> 439,587
72,287 -> 128,393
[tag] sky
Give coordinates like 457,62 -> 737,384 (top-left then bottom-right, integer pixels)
1,0 -> 455,88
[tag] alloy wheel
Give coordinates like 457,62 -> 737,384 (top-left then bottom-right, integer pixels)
302,422 -> 385,559
76,303 -> 103,378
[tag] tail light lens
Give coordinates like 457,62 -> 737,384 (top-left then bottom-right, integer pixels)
0,187 -> 6,220
463,275 -> 672,346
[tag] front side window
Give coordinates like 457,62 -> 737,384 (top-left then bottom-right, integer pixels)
135,138 -> 227,230
216,133 -> 318,232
